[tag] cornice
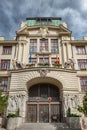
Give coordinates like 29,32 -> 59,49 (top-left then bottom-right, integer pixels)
0,40 -> 18,44
8,67 -> 77,74
70,40 -> 87,44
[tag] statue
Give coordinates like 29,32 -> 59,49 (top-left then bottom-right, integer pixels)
64,58 -> 75,69
12,59 -> 26,69
12,59 -> 17,69
40,27 -> 49,38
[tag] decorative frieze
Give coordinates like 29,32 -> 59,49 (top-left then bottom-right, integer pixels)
7,93 -> 25,115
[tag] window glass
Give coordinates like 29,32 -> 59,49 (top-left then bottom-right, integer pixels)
80,78 -> 87,91
30,39 -> 37,53
51,39 -> 58,53
0,77 -> 8,92
39,57 -> 49,63
3,46 -> 12,54
77,59 -> 87,69
1,60 -> 10,70
76,46 -> 86,54
40,39 -> 48,52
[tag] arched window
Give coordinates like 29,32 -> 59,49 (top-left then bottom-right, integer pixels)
29,83 -> 59,102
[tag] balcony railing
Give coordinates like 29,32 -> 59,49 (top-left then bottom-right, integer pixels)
26,63 -> 62,68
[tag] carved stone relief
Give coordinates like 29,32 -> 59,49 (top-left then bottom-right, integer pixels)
40,27 -> 49,38
38,69 -> 50,77
63,94 -> 79,115
7,93 -> 25,115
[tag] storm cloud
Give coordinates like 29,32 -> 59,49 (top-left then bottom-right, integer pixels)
0,0 -> 87,39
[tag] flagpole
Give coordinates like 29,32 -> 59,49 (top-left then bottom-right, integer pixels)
29,48 -> 32,63
55,49 -> 59,64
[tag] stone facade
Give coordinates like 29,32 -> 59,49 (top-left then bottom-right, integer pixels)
0,17 -> 87,122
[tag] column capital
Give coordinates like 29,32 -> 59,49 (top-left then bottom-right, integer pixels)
18,40 -> 27,45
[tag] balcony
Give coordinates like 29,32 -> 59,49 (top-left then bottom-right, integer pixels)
26,63 -> 62,68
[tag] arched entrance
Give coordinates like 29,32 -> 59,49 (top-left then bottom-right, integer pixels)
27,83 -> 62,123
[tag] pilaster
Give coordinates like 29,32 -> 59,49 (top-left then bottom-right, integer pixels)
62,43 -> 67,63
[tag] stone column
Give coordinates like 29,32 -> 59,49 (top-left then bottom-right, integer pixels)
72,45 -> 77,69
16,44 -> 19,60
49,38 -> 52,66
18,42 -> 23,62
49,55 -> 52,67
67,43 -> 72,59
22,41 -> 28,64
49,38 -> 51,52
62,43 -> 67,64
37,38 -> 39,52
58,39 -> 62,64
37,55 -> 39,63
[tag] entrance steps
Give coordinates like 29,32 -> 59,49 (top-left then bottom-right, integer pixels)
16,123 -> 81,130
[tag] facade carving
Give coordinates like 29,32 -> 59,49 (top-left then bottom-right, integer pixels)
7,93 -> 25,115
38,69 -> 50,77
39,27 -> 49,38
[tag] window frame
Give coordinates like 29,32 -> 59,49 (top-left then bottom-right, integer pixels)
80,77 -> 87,92
51,39 -> 59,54
40,39 -> 48,52
76,46 -> 86,55
77,59 -> 87,69
1,59 -> 10,70
0,77 -> 8,92
2,46 -> 12,55
30,39 -> 37,54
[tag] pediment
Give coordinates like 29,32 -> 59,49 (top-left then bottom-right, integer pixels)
16,26 -> 29,36
16,24 -> 71,37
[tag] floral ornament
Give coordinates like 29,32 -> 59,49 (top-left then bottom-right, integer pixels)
48,97 -> 52,102
36,97 -> 40,102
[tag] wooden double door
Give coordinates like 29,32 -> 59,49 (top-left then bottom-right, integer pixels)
27,103 -> 61,123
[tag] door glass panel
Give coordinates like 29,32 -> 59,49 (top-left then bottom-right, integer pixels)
51,104 -> 59,122
27,104 -> 37,122
29,87 -> 38,101
28,83 -> 59,102
40,85 -> 48,101
50,86 -> 59,101
39,104 -> 49,122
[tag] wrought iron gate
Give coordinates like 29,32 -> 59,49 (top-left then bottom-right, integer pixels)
27,103 -> 61,123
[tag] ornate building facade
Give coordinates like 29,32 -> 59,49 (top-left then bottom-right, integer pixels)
0,17 -> 87,123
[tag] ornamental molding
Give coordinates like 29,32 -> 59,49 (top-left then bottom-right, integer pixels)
39,26 -> 49,38
38,68 -> 50,77
8,94 -> 25,112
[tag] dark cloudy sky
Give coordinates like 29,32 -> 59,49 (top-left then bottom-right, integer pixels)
0,0 -> 87,39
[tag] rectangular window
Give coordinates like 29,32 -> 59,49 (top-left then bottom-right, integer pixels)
32,58 -> 37,64
76,46 -> 86,54
0,77 -> 8,92
3,46 -> 12,54
40,39 -> 48,52
51,58 -> 56,64
39,57 -> 49,63
77,59 -> 87,69
51,39 -> 58,54
1,60 -> 10,70
80,78 -> 87,92
30,39 -> 37,53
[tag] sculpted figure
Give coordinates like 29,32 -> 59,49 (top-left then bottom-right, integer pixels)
64,58 -> 75,69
